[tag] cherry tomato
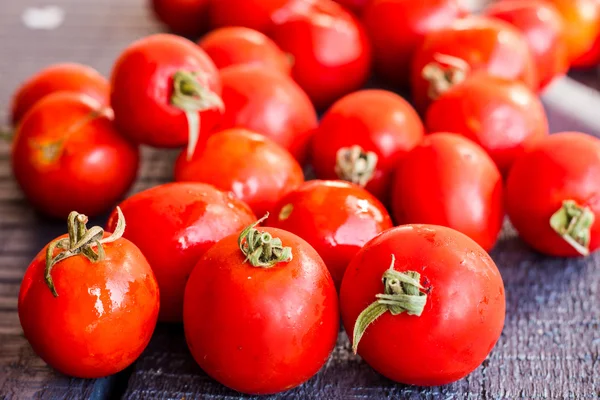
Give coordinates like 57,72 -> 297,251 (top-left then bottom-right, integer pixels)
340,224 -> 505,386
184,218 -> 339,394
106,182 -> 255,322
111,34 -> 222,158
174,128 -> 304,217
311,89 -> 424,203
364,0 -> 463,88
199,27 -> 291,74
271,0 -> 372,110
151,0 -> 210,37
11,92 -> 139,219
484,0 -> 568,90
11,63 -> 109,125
572,34 -> 600,68
333,0 -> 369,14
19,209 -> 159,378
506,132 -> 600,257
217,65 -> 317,162
425,74 -> 549,175
266,180 -> 392,287
411,16 -> 537,114
209,0 -> 294,33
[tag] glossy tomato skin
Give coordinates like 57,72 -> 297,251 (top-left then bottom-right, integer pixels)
151,0 -> 210,37
484,0 -> 568,90
392,133 -> 504,251
218,65 -> 317,162
506,132 -> 600,257
266,180 -> 393,287
174,128 -> 304,217
11,92 -> 139,219
184,228 -> 339,394
11,63 -> 109,125
364,0 -> 463,88
19,235 -> 159,378
111,34 -> 222,148
199,27 -> 291,74
209,0 -> 294,33
271,0 -> 372,110
411,16 -> 537,114
106,182 -> 255,322
572,34 -> 600,68
311,89 -> 424,203
425,74 -> 549,175
340,225 -> 505,386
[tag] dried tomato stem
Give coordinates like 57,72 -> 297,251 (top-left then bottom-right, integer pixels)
549,200 -> 595,256
421,53 -> 470,100
335,145 -> 378,187
238,213 -> 293,268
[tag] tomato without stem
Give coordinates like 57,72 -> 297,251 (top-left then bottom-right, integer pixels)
151,0 -> 210,37
217,65 -> 317,162
340,224 -> 505,386
506,132 -> 600,257
19,209 -> 159,378
174,128 -> 304,217
209,0 -> 294,33
266,180 -> 393,287
184,219 -> 339,394
425,74 -> 549,175
271,0 -> 372,110
333,0 -> 370,14
11,92 -> 139,219
11,63 -> 109,125
572,34 -> 600,68
111,34 -> 222,159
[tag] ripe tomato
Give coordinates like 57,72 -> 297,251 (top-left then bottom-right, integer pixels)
333,0 -> 369,14
151,0 -> 210,37
311,90 -> 424,203
411,16 -> 536,114
572,34 -> 600,68
111,34 -> 222,159
364,0 -> 463,88
271,0 -> 372,110
391,133 -> 504,251
209,0 -> 294,33
340,224 -> 505,386
174,128 -> 304,217
11,62 -> 109,125
11,92 -> 139,219
184,218 -> 339,394
484,0 -> 568,90
199,27 -> 291,75
266,180 -> 393,287
19,209 -> 159,378
425,74 -> 549,175
217,65 -> 317,162
106,182 -> 255,322
506,132 -> 600,257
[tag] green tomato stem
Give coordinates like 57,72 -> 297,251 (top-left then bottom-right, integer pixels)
238,213 -> 293,268
550,200 -> 595,256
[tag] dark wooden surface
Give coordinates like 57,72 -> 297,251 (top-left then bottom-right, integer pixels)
0,0 -> 599,399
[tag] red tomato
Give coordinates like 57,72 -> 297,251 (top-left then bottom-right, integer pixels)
217,65 -> 317,162
271,0 -> 372,110
11,92 -> 139,219
111,34 -> 222,158
11,63 -> 109,125
340,224 -> 505,386
484,0 -> 568,90
174,128 -> 304,217
311,89 -> 424,203
425,74 -> 549,175
572,34 -> 600,68
333,0 -> 369,14
199,26 -> 291,74
266,180 -> 393,287
106,182 -> 255,322
411,16 -> 537,114
364,0 -> 463,88
184,219 -> 339,394
209,0 -> 294,33
391,133 -> 504,251
506,132 -> 600,257
19,209 -> 159,378
151,0 -> 210,37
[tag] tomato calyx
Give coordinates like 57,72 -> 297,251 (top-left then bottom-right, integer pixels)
422,53 -> 470,101
352,255 -> 428,354
171,70 -> 225,161
45,207 -> 126,297
238,213 -> 293,268
335,145 -> 378,188
549,200 -> 595,256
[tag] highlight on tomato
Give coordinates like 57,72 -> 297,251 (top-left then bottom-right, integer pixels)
151,0 -> 210,37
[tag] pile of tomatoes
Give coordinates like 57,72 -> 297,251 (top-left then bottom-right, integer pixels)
11,0 -> 600,395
